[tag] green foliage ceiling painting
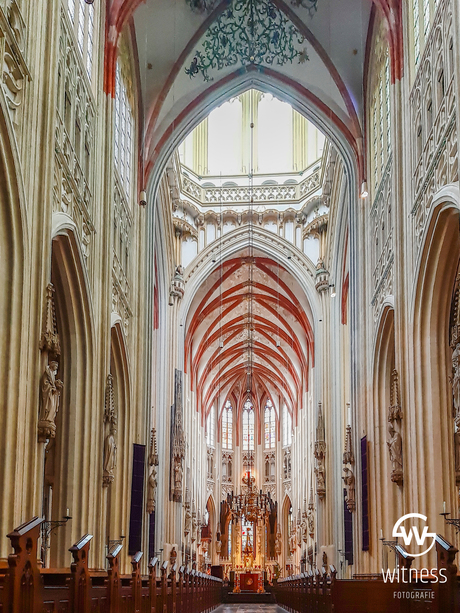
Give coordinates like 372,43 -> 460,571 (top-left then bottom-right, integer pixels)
185,0 -> 310,82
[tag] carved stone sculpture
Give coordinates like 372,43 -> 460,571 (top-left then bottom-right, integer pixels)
343,467 -> 356,511
38,361 -> 63,442
387,369 -> 403,485
147,428 -> 159,513
275,524 -> 282,555
289,528 -> 296,554
184,505 -> 192,536
191,506 -> 197,543
169,265 -> 185,304
307,487 -> 315,538
171,370 -> 186,502
103,374 -> 117,487
387,422 -> 403,485
103,426 -> 117,485
301,509 -> 308,543
342,421 -> 355,511
39,283 -> 61,357
170,547 -> 177,566
146,466 -> 157,513
296,515 -> 302,548
314,403 -> 326,498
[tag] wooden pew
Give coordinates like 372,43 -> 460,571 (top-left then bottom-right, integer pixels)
107,543 -> 123,613
69,533 -> 93,613
6,516 -> 43,613
148,557 -> 158,613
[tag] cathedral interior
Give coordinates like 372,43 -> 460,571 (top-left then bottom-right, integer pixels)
1,0 -> 460,611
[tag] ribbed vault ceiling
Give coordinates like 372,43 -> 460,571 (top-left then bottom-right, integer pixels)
185,255 -> 314,425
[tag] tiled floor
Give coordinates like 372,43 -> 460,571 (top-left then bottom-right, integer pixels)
215,606 -> 287,612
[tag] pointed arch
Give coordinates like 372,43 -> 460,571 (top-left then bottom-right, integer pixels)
106,320 -> 132,555
411,185 -> 460,546
49,228 -> 96,566
0,91 -> 29,559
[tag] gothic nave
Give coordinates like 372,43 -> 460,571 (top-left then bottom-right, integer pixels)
1,0 -> 460,612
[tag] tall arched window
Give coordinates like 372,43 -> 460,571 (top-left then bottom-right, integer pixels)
264,399 -> 275,449
114,61 -> 134,199
242,400 -> 255,451
411,0 -> 440,68
67,0 -> 95,80
369,26 -> 391,197
283,404 -> 292,447
206,405 -> 215,448
222,400 -> 233,450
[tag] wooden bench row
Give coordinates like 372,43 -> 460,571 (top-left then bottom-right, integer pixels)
0,517 -> 222,613
273,535 -> 459,613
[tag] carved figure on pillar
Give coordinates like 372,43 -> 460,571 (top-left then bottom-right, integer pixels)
301,506 -> 308,543
342,421 -> 355,511
387,422 -> 403,485
38,361 -> 63,442
169,265 -> 185,304
103,425 -> 117,485
103,374 -> 117,486
184,505 -> 192,536
307,487 -> 315,538
39,283 -> 61,357
387,369 -> 403,486
275,524 -> 282,555
147,427 -> 159,513
343,467 -> 356,511
170,370 -> 186,502
314,403 -> 326,498
289,527 -> 296,554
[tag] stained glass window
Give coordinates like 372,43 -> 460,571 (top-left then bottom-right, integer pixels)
222,400 -> 233,450
66,0 -> 95,81
242,400 -> 254,451
114,62 -> 134,199
264,399 -> 275,449
412,0 -> 439,68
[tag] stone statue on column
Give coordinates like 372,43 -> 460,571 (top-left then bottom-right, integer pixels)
147,428 -> 159,513
387,422 -> 403,485
38,361 -> 63,442
342,420 -> 356,511
314,403 -> 326,498
343,467 -> 356,511
103,374 -> 117,486
387,369 -> 403,486
275,525 -> 282,556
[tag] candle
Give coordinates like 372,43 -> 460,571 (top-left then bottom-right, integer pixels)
66,508 -> 70,517
443,501 -> 446,514
380,529 -> 383,539
347,403 -> 351,426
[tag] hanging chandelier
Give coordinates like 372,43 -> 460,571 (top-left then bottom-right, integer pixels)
227,470 -> 272,523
